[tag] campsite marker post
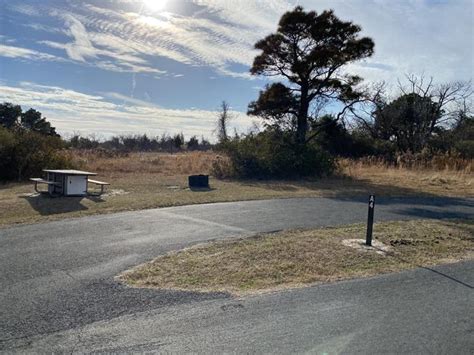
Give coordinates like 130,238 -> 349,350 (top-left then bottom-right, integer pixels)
366,195 -> 375,246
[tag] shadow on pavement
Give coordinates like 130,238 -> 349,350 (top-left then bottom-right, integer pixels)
1,278 -> 229,343
239,176 -> 473,205
326,193 -> 473,208
421,266 -> 473,289
389,207 -> 473,220
369,242 -> 473,289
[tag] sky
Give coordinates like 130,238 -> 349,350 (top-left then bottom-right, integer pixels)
0,0 -> 472,140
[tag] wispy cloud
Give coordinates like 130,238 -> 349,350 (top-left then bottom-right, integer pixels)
22,23 -> 62,34
103,91 -> 157,107
40,13 -> 166,74
30,0 -> 291,78
73,5 -> 259,77
0,44 -> 65,62
8,3 -> 39,17
0,82 -> 250,138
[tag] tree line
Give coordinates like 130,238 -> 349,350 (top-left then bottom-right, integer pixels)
67,132 -> 212,152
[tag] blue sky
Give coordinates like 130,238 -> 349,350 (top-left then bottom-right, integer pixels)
0,0 -> 472,139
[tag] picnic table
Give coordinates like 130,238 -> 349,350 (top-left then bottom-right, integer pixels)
30,169 -> 110,196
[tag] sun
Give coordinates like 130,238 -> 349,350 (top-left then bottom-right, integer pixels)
143,0 -> 167,12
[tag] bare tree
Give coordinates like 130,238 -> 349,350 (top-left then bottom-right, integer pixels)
400,74 -> 472,126
215,101 -> 232,143
350,75 -> 472,152
346,81 -> 387,136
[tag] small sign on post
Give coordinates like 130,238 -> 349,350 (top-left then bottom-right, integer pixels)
366,194 -> 375,246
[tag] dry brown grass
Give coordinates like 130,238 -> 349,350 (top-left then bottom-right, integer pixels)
349,152 -> 473,172
0,150 -> 472,227
71,150 -> 217,175
119,219 -> 474,295
340,158 -> 473,198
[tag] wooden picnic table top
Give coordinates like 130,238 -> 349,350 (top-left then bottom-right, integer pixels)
30,178 -> 61,185
88,179 -> 110,185
43,169 -> 97,176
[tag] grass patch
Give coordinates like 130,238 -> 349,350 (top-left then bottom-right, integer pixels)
119,219 -> 474,295
0,151 -> 472,227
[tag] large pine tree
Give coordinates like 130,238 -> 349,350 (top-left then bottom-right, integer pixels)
248,6 -> 374,146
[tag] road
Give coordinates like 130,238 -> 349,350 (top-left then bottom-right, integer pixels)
1,196 -> 473,352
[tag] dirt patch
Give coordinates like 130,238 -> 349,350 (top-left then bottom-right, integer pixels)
342,238 -> 392,255
102,189 -> 129,197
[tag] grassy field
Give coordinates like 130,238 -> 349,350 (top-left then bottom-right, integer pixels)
0,150 -> 472,227
119,219 -> 474,295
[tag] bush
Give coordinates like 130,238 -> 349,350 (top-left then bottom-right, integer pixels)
0,127 -> 75,181
454,140 -> 474,159
0,127 -> 17,180
213,131 -> 335,179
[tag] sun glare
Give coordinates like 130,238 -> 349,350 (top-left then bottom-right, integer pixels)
143,0 -> 167,12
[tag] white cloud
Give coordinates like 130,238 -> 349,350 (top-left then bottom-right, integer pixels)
62,14 -> 98,62
103,91 -> 158,107
22,23 -> 62,34
0,82 -> 250,138
8,4 -> 39,17
0,44 -> 65,62
38,1 -> 278,77
40,13 -> 167,74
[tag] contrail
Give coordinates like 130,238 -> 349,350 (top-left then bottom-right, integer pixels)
129,1 -> 146,100
131,73 -> 137,99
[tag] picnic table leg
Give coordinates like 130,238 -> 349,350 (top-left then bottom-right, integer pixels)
86,183 -> 106,196
34,181 -> 40,193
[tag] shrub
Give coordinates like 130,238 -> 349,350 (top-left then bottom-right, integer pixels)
454,141 -> 474,159
211,155 -> 234,178
0,127 -> 17,180
0,127 -> 75,181
213,131 -> 335,179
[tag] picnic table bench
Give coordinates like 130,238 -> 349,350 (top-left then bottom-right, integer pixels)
87,179 -> 110,195
30,178 -> 61,193
30,169 -> 110,197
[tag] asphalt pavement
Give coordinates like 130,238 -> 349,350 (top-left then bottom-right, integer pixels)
0,196 -> 473,352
